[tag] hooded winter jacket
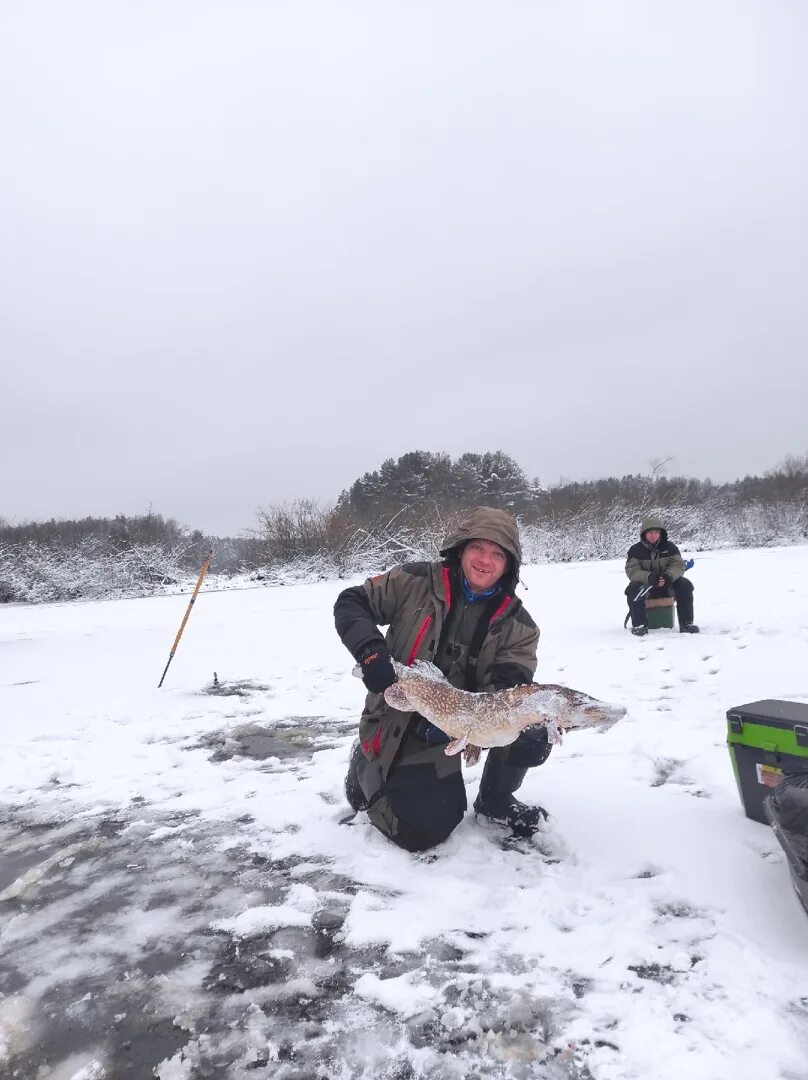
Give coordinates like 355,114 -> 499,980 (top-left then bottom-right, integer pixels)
625,516 -> 686,585
334,507 -> 539,778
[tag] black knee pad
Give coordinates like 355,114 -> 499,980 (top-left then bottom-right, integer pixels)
387,766 -> 466,830
506,727 -> 552,768
392,819 -> 457,852
367,762 -> 466,851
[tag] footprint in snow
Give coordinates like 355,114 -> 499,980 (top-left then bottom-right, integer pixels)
654,899 -> 706,920
651,758 -> 686,786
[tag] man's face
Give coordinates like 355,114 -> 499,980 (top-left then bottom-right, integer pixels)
460,539 -> 509,593
644,529 -> 661,545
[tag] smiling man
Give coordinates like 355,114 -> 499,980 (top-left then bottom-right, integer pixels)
334,507 -> 551,851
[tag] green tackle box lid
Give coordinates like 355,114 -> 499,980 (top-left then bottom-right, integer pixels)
727,699 -> 808,752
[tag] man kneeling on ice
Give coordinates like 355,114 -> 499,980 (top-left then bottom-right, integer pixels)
333,507 -> 550,851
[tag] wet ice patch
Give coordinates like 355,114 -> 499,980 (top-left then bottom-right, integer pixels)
192,716 -> 356,764
0,840 -> 91,901
200,676 -> 272,698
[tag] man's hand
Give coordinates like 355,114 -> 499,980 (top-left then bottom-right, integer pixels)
647,572 -> 657,586
357,643 -> 397,694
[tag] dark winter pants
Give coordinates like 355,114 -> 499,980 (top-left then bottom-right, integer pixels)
625,577 -> 694,627
352,721 -> 552,852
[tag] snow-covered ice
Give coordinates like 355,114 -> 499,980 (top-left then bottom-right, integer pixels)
2,547 -> 808,1079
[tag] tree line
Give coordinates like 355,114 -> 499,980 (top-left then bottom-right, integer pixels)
1,451 -> 806,603
256,450 -> 808,573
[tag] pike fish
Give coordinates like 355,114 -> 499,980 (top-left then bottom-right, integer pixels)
383,660 -> 626,756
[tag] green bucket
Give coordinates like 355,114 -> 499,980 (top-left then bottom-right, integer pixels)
646,597 -> 675,630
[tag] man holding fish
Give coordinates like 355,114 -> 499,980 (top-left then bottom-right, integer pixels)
334,507 -> 625,852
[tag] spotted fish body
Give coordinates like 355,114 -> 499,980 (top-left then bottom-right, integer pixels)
383,660 -> 626,756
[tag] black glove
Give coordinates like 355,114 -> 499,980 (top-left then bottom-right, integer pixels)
646,572 -> 657,586
356,643 -> 397,694
661,573 -> 672,587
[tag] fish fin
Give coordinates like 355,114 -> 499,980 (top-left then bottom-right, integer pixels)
384,683 -> 412,711
409,660 -> 450,683
545,720 -> 563,745
463,744 -> 482,766
444,735 -> 469,757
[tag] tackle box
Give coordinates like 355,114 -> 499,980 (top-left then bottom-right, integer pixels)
726,699 -> 808,824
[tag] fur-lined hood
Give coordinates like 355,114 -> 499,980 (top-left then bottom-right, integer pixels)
640,516 -> 668,545
439,507 -> 522,585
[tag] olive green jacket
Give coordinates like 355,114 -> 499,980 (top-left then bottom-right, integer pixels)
625,516 -> 686,585
334,507 -> 538,777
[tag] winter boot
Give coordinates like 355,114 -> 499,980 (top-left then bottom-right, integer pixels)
473,755 -> 548,839
679,622 -> 700,634
631,624 -> 648,637
344,739 -> 369,812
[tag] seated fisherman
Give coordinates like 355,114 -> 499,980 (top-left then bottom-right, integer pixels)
625,516 -> 698,636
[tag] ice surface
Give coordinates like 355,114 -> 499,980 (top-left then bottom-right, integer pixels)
1,548 -> 808,1078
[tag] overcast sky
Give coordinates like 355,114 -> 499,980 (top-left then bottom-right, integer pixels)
2,1 -> 806,536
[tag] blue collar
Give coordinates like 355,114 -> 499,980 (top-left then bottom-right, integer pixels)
461,573 -> 501,604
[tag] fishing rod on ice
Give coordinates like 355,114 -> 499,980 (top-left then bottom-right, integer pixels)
157,549 -> 213,688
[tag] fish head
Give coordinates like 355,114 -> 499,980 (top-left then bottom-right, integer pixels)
516,684 -> 626,738
549,685 -> 627,732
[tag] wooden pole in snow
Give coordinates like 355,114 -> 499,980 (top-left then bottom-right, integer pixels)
157,549 -> 213,688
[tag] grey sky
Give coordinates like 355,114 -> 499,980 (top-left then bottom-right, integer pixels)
2,1 -> 806,536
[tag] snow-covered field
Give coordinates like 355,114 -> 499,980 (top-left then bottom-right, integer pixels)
2,547 -> 808,1080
